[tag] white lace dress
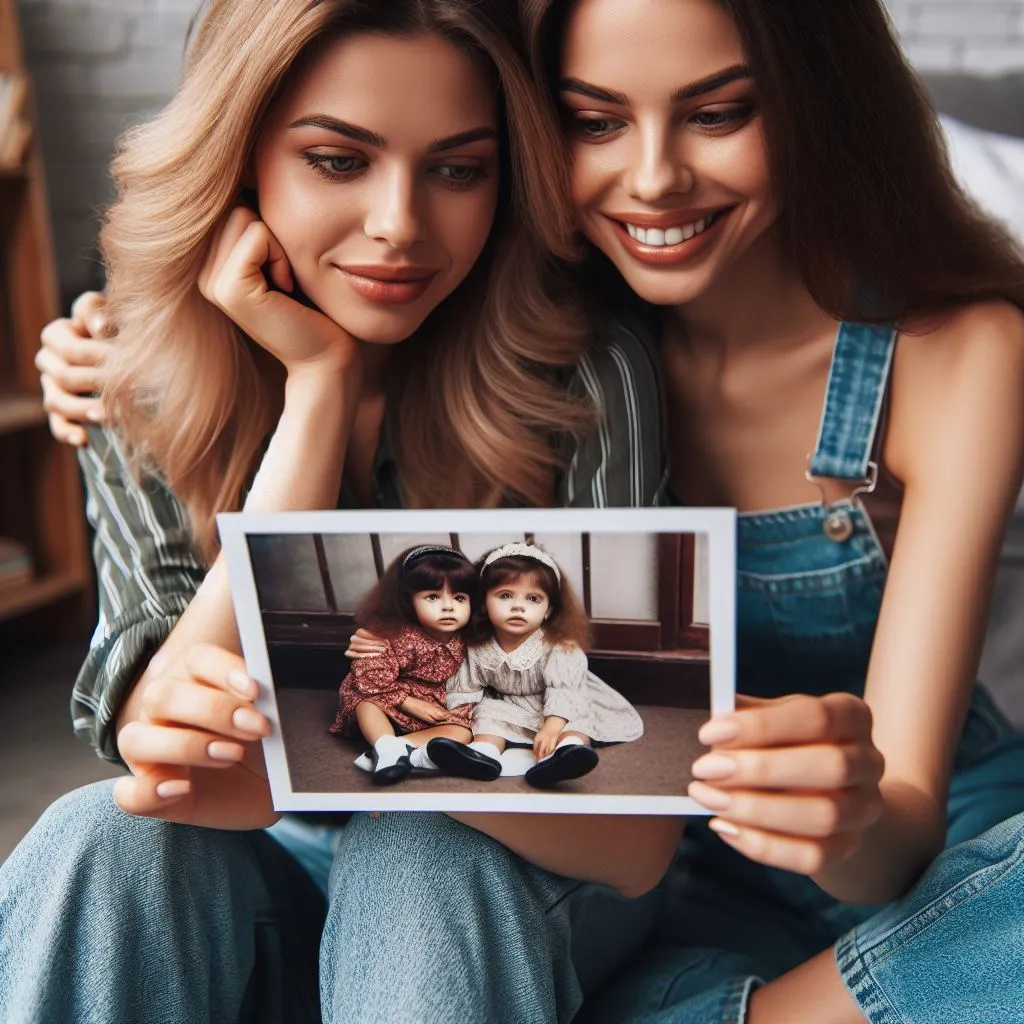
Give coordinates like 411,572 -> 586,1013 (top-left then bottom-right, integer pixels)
445,632 -> 644,744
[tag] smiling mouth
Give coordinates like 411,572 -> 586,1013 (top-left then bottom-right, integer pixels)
606,207 -> 733,266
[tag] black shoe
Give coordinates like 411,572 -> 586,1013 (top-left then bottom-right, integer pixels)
369,745 -> 413,786
426,738 -> 502,781
525,744 -> 599,788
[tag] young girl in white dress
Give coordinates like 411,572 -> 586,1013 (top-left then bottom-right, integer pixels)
427,543 -> 644,787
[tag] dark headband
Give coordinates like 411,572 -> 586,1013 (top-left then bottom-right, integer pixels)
398,545 -> 470,578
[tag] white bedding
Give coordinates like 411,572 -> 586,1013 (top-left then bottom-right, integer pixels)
940,114 -> 1024,244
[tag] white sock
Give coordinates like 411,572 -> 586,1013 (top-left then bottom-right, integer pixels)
539,735 -> 585,762
373,734 -> 411,770
469,740 -> 503,763
408,744 -> 439,771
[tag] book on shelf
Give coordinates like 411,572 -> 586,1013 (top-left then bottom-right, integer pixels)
0,536 -> 33,592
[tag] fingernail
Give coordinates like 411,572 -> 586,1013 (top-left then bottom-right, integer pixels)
708,818 -> 742,838
698,718 -> 740,745
87,408 -> 103,423
148,652 -> 167,676
208,740 -> 245,762
156,780 -> 190,800
233,707 -> 268,735
688,781 -> 732,811
691,753 -> 737,780
228,670 -> 256,698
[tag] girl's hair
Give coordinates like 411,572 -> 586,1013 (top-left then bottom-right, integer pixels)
357,546 -> 478,637
470,551 -> 591,649
101,0 -> 593,559
523,0 -> 1024,325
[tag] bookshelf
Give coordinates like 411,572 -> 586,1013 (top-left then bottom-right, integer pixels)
0,0 -> 91,634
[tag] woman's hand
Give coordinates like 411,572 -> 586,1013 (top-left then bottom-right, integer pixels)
346,627 -> 389,661
114,642 -> 277,830
199,206 -> 359,382
36,291 -> 115,445
400,696 -> 450,724
533,718 -> 567,759
688,692 -> 885,876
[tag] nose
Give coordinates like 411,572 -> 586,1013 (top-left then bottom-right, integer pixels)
626,119 -> 695,203
363,165 -> 424,250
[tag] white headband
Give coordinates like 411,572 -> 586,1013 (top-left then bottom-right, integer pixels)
482,543 -> 561,582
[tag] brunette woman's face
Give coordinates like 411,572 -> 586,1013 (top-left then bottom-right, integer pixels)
253,32 -> 501,343
560,0 -> 776,306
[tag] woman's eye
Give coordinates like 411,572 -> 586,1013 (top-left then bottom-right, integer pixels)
303,153 -> 365,180
570,115 -> 626,141
690,104 -> 753,130
433,164 -> 488,190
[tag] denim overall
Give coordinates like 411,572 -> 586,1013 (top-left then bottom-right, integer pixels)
596,321 -> 1024,1023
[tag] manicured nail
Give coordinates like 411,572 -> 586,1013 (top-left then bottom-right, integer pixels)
156,780 -> 191,800
228,669 -> 256,698
208,741 -> 245,762
708,817 -> 742,838
698,717 -> 740,745
688,781 -> 732,811
233,707 -> 268,735
86,408 -> 103,422
691,753 -> 737,780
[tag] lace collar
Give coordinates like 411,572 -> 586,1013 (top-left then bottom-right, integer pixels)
476,630 -> 548,672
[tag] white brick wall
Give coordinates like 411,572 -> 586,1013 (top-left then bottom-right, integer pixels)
14,0 -> 1024,301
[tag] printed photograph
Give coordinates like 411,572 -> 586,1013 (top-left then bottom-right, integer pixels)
220,508 -> 735,814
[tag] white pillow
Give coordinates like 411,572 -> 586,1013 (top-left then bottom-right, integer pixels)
939,114 -> 1024,244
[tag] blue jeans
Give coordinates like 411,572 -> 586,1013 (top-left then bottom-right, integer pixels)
2,783 -> 1023,1023
0,782 -> 656,1023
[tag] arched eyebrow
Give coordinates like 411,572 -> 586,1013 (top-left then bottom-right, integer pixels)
559,64 -> 753,107
288,116 -> 496,153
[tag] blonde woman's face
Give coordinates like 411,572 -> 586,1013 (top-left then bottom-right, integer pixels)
253,32 -> 501,344
560,0 -> 777,307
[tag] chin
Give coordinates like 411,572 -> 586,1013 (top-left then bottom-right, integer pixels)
610,263 -> 716,308
327,306 -> 433,346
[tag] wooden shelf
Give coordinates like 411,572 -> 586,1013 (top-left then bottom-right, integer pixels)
0,392 -> 46,436
0,570 -> 88,623
0,0 -> 92,637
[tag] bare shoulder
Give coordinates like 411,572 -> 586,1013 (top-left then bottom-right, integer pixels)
887,300 -> 1024,485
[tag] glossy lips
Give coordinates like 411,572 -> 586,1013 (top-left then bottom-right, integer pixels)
338,264 -> 439,304
607,207 -> 731,266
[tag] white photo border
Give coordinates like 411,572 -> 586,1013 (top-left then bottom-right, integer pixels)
218,506 -> 736,816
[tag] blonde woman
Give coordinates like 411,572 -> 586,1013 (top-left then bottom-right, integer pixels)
1,1 -> 674,1022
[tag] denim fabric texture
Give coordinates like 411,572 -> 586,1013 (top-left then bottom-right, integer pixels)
629,321 -> 1024,1023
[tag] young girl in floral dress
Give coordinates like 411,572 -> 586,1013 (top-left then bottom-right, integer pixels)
427,542 -> 644,787
331,545 -> 481,784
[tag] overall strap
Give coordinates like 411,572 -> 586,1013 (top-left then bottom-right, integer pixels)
809,322 -> 897,482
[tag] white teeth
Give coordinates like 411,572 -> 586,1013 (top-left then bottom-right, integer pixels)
624,213 -> 715,246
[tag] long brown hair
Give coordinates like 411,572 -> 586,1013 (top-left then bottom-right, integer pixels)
470,551 -> 592,649
522,0 -> 1024,324
101,0 -> 592,559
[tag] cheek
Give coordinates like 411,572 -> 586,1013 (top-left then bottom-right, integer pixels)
569,144 -> 613,209
437,188 -> 498,273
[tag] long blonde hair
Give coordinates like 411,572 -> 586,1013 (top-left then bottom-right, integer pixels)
101,0 -> 591,559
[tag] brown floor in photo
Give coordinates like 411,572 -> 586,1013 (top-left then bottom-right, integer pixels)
277,688 -> 708,799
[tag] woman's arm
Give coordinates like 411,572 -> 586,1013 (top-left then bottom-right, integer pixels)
816,300 -> 1024,901
689,301 -> 1024,904
110,208 -> 364,827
